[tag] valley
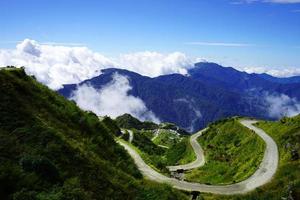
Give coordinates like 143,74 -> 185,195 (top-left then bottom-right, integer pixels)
1,1 -> 300,199
59,63 -> 300,132
117,119 -> 278,195
0,68 -> 299,200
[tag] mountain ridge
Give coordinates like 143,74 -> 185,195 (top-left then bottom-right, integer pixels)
58,62 -> 300,132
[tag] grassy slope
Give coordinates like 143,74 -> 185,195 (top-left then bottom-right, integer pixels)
0,68 -> 187,200
152,130 -> 181,148
201,116 -> 300,200
166,137 -> 196,165
115,114 -> 158,130
129,129 -> 195,173
185,118 -> 265,185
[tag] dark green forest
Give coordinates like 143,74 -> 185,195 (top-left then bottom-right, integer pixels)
0,68 -> 187,200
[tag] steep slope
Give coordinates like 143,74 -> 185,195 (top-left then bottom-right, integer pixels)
202,115 -> 300,200
59,62 -> 300,132
189,62 -> 276,92
59,68 -> 264,132
118,119 -> 279,195
257,73 -> 300,84
116,114 -> 194,172
190,62 -> 300,99
116,113 -> 188,135
0,68 -> 187,200
185,118 -> 265,185
120,129 -> 195,173
116,114 -> 159,130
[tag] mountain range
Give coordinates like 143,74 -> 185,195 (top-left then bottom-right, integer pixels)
59,62 -> 300,132
0,67 -> 299,200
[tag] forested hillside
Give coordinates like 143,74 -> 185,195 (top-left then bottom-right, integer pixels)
202,116 -> 300,200
0,68 -> 187,200
59,63 -> 300,132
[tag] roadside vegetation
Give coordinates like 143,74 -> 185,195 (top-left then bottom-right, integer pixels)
185,118 -> 265,185
152,129 -> 181,148
121,128 -> 195,173
0,68 -> 188,200
200,116 -> 300,200
3,68 -> 297,200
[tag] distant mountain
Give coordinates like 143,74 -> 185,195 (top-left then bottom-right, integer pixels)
189,62 -> 275,92
59,62 -> 300,132
189,62 -> 300,100
257,73 -> 300,84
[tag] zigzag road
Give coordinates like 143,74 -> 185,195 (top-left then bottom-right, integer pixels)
117,119 -> 278,194
167,128 -> 207,171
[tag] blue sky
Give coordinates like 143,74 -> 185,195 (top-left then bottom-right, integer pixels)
1,0 -> 300,69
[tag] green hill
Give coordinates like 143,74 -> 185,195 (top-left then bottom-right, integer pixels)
115,114 -> 158,130
152,129 -> 182,148
201,116 -> 300,200
116,114 -> 188,135
185,118 -> 265,185
0,68 -> 187,200
121,129 -> 195,173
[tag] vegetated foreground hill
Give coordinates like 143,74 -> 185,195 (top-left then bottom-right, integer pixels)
59,62 -> 300,132
0,68 -> 187,200
185,118 -> 265,185
201,115 -> 300,200
120,128 -> 195,174
116,114 -> 194,173
115,113 -> 189,135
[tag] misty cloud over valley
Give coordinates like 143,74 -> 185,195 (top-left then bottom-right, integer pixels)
1,39 -> 300,130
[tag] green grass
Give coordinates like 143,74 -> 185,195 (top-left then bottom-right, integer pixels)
0,68 -> 188,200
198,116 -> 300,200
116,114 -> 158,130
128,129 -> 196,174
142,130 -> 156,139
185,118 -> 265,185
152,130 -> 181,148
166,137 -> 196,165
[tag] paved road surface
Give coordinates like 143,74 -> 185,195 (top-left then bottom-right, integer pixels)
128,130 -> 134,143
167,128 -> 207,171
117,119 -> 278,194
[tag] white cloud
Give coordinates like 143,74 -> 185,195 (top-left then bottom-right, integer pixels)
264,92 -> 300,118
70,73 -> 160,123
118,51 -> 194,77
240,66 -> 300,77
0,39 -> 194,89
0,38 -> 298,91
0,39 -> 115,89
174,98 -> 202,132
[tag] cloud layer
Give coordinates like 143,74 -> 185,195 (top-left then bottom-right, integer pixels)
0,39 -> 193,89
70,73 -> 160,122
241,66 -> 300,77
264,92 -> 300,118
118,51 -> 193,77
0,39 -> 115,89
1,39 -> 299,91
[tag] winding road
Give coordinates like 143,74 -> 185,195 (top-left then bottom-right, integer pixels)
117,119 -> 279,194
128,130 -> 134,143
167,128 -> 207,171
121,129 -> 134,143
